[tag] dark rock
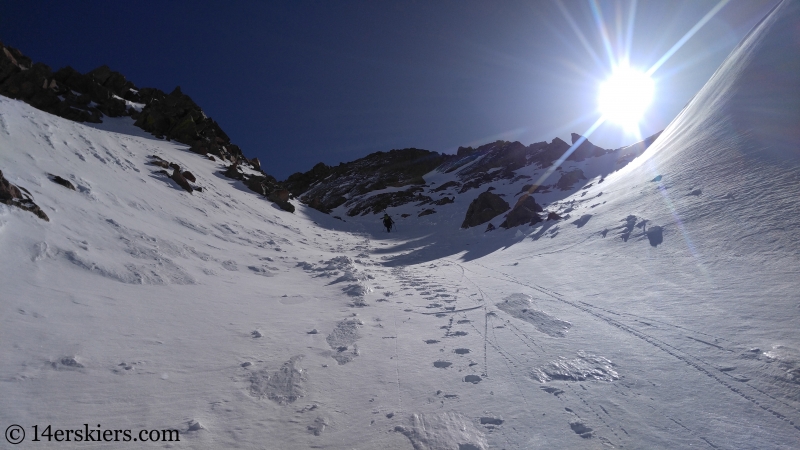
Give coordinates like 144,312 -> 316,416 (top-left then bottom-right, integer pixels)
555,169 -> 587,190
182,171 -> 196,183
0,170 -> 48,221
433,196 -> 454,206
290,149 -> 448,213
485,223 -> 496,232
546,212 -> 562,221
569,133 -> 609,161
268,190 -> 294,212
0,170 -> 23,201
431,180 -> 460,193
244,176 -> 267,195
250,157 -> 261,171
461,191 -> 510,229
50,175 -> 75,190
347,189 -> 433,217
171,168 -> 193,193
400,213 -> 411,218
418,208 -> 436,217
223,163 -> 244,180
500,195 -> 543,229
147,159 -> 170,168
274,189 -> 290,203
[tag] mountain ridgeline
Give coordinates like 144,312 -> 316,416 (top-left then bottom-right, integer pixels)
284,131 -> 659,229
0,41 -> 659,229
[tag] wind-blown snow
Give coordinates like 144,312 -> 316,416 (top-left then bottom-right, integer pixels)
1,1 -> 799,448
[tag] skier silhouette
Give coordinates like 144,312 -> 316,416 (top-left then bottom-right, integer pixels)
382,213 -> 395,233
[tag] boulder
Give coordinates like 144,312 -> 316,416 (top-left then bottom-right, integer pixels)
0,170 -> 23,201
500,195 -> 543,228
546,211 -> 562,221
461,191 -> 510,229
433,196 -> 454,206
555,169 -> 587,190
147,159 -> 169,168
182,171 -> 196,183
0,170 -> 48,221
171,168 -> 193,193
250,157 -> 261,171
268,190 -> 295,213
223,163 -> 244,180
274,189 -> 290,202
50,175 -> 76,190
485,223 -> 496,232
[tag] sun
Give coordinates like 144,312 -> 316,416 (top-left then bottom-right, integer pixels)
598,66 -> 655,130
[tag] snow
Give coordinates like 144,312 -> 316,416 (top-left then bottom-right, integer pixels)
112,94 -> 145,113
1,1 -> 799,448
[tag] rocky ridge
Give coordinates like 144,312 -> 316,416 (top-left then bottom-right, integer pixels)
0,42 -> 288,207
286,131 -> 660,228
1,41 -> 661,228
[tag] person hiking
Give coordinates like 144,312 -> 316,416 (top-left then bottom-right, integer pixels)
382,213 -> 395,233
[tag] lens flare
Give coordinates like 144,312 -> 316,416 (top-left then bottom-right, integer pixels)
598,66 -> 654,130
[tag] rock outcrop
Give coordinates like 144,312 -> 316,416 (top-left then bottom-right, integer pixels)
0,42 -> 260,168
500,195 -> 543,228
0,170 -> 48,221
49,175 -> 75,190
555,169 -> 587,190
461,191 -> 509,229
284,149 -> 449,214
171,168 -> 193,193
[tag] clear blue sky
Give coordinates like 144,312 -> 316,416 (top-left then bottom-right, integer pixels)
1,0 -> 777,179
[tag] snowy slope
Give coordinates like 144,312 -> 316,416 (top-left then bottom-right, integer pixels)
2,1 -> 800,449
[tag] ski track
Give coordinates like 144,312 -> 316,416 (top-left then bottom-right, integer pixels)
452,262 -> 800,435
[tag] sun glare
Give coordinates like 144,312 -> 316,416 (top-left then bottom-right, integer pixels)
598,66 -> 654,130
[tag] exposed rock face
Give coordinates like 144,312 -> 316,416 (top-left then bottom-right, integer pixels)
0,42 -> 260,169
461,191 -> 510,229
284,149 -> 448,214
555,169 -> 587,190
444,139 -> 572,195
268,190 -> 295,212
500,195 -> 543,229
432,196 -> 454,205
347,188 -> 433,217
171,168 -> 193,193
50,175 -> 75,190
0,169 -> 22,201
0,170 -> 49,221
570,133 -> 610,161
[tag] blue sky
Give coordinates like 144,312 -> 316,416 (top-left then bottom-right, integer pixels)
1,0 -> 778,179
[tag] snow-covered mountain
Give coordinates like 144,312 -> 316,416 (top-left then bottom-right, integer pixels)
1,1 -> 799,449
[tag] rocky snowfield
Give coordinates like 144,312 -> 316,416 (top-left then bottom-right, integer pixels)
2,1 -> 799,449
